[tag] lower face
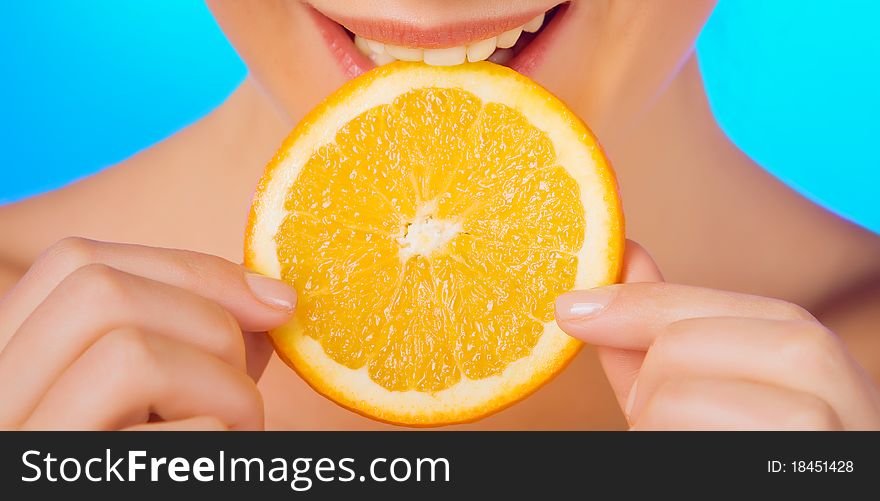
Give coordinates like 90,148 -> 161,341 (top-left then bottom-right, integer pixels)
209,0 -> 716,146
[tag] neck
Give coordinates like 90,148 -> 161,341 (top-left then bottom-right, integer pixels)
607,53 -> 749,172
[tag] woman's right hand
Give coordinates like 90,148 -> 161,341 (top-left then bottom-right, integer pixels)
0,237 -> 297,431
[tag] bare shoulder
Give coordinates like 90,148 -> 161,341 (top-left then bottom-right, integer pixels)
723,167 -> 880,377
779,182 -> 880,307
714,159 -> 880,310
0,79 -> 287,271
803,209 -> 880,380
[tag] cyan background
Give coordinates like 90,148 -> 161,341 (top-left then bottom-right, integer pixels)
1,1 -> 878,232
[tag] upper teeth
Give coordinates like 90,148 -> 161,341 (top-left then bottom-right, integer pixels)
496,26 -> 523,49
354,12 -> 547,67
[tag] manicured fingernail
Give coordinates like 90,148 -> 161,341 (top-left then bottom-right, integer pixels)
244,272 -> 297,312
624,379 -> 639,423
555,287 -> 616,321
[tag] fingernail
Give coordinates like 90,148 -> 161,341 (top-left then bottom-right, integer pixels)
624,379 -> 639,424
244,272 -> 297,312
555,287 -> 616,322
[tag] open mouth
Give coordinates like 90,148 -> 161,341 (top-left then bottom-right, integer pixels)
307,2 -> 569,78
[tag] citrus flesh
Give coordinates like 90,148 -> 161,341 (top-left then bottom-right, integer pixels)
245,61 -> 624,426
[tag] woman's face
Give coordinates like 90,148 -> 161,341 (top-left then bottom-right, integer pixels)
207,0 -> 716,145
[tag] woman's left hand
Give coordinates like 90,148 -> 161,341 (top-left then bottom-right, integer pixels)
555,241 -> 880,430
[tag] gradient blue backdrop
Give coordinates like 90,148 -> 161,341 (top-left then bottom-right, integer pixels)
1,1 -> 878,232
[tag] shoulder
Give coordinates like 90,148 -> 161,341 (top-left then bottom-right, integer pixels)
808,219 -> 880,381
743,172 -> 880,310
783,192 -> 880,308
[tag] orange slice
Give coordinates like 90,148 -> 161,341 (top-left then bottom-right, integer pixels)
245,61 -> 624,426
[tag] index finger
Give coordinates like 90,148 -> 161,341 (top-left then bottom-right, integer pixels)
554,242 -> 815,351
0,238 -> 296,342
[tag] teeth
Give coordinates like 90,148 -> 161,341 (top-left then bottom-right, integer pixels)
351,10 -> 547,67
354,35 -> 371,55
365,39 -> 386,54
385,44 -> 424,61
369,51 -> 396,65
423,46 -> 467,66
496,26 -> 523,49
523,13 -> 545,33
466,36 -> 497,62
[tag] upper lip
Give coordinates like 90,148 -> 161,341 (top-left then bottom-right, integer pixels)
313,5 -> 556,48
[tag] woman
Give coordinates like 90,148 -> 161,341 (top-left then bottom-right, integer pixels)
1,0 -> 878,430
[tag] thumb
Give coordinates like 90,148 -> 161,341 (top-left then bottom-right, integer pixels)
238,271 -> 296,382
244,331 -> 276,382
563,239 -> 664,419
618,239 -> 664,283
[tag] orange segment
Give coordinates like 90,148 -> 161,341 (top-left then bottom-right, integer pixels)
245,61 -> 624,426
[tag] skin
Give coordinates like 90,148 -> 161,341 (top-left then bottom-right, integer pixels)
1,0 -> 879,430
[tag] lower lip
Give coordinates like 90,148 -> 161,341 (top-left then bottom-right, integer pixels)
307,4 -> 570,80
307,7 -> 374,79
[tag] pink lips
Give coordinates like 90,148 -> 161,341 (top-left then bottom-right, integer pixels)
307,7 -> 374,79
324,10 -> 546,49
306,3 -> 570,79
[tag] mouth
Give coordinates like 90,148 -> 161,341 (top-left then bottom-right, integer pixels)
307,2 -> 569,78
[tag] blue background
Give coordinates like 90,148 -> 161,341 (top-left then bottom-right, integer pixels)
1,1 -> 878,232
